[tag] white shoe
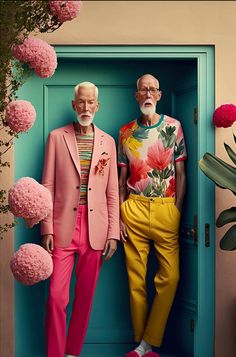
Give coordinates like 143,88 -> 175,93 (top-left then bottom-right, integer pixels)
65,355 -> 77,357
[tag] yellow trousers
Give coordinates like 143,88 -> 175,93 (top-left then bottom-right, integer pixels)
121,194 -> 180,347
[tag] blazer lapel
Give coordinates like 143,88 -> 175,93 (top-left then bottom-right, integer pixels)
63,123 -> 81,176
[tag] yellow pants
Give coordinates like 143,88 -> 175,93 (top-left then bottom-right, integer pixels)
121,194 -> 180,347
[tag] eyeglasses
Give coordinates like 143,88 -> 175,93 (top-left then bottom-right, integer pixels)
138,87 -> 160,95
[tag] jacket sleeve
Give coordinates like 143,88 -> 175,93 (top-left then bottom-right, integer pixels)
40,133 -> 55,236
106,139 -> 120,241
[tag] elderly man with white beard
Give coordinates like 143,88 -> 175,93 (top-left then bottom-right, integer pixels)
118,74 -> 187,357
41,81 -> 119,357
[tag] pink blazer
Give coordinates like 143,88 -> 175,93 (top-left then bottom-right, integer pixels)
40,123 -> 120,249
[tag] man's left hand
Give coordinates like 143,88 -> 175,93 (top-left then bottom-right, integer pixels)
103,239 -> 118,262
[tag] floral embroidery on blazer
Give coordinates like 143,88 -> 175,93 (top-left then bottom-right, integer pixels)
95,152 -> 110,176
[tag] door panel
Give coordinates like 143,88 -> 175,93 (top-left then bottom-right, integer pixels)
15,57 -> 200,357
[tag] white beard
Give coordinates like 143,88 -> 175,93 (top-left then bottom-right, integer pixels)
140,105 -> 155,116
77,114 -> 94,127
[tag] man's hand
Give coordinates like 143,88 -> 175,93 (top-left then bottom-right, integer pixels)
103,239 -> 117,262
41,234 -> 54,255
120,219 -> 128,243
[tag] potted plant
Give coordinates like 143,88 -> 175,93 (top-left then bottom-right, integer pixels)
199,104 -> 236,250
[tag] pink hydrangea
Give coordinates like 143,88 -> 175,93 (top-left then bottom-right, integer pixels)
49,0 -> 82,23
10,243 -> 53,285
8,177 -> 52,227
6,100 -> 36,133
12,37 -> 57,78
213,104 -> 236,128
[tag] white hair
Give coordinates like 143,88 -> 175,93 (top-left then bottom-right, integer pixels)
74,81 -> 98,98
136,74 -> 159,89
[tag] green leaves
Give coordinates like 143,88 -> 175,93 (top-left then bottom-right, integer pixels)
175,138 -> 185,157
220,225 -> 236,251
199,152 -> 236,194
216,207 -> 236,250
160,125 -> 176,148
216,207 -> 236,227
199,139 -> 236,250
224,142 -> 236,165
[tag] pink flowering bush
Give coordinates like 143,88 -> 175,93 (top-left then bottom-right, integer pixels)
213,104 -> 236,128
12,37 -> 57,78
8,177 -> 52,227
10,243 -> 53,285
6,100 -> 36,133
49,0 -> 82,23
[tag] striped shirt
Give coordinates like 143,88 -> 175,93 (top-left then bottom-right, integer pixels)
75,130 -> 94,205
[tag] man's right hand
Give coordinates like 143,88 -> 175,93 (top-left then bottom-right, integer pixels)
41,234 -> 54,255
120,219 -> 128,243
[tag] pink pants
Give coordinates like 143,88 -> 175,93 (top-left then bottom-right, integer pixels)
46,205 -> 103,357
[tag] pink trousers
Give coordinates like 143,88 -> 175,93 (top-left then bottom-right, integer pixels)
46,205 -> 103,357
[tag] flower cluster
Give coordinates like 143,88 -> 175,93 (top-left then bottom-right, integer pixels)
12,37 -> 57,78
95,152 -> 110,175
213,104 -> 236,128
10,243 -> 53,285
49,0 -> 82,23
8,177 -> 52,227
6,100 -> 36,133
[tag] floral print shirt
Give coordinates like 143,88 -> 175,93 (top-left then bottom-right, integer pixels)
118,114 -> 187,197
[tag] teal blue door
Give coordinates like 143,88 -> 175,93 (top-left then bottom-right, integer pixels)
15,46 -> 215,357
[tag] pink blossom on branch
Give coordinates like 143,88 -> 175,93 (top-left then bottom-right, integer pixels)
12,37 -> 57,78
49,1 -> 82,23
6,100 -> 36,133
10,243 -> 53,285
213,104 -> 236,128
8,177 -> 52,228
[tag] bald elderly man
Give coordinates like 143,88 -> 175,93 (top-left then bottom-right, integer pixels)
41,81 -> 119,357
119,74 -> 187,357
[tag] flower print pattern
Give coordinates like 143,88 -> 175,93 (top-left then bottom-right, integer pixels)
166,178 -> 176,197
133,177 -> 152,195
146,140 -> 172,171
119,120 -> 142,159
118,115 -> 187,197
128,157 -> 151,187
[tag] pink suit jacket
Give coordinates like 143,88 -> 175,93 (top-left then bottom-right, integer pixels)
40,122 -> 120,250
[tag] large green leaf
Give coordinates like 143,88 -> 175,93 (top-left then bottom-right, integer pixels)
216,207 -> 236,227
220,224 -> 236,250
224,143 -> 236,165
199,153 -> 236,194
216,155 -> 236,174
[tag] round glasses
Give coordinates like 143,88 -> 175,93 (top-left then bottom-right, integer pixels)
138,88 -> 160,95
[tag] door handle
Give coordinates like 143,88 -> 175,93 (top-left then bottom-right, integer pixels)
205,223 -> 210,247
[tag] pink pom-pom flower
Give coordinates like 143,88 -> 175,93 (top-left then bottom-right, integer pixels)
10,243 -> 53,285
8,177 -> 52,227
49,0 -> 82,23
12,37 -> 57,78
213,104 -> 236,128
6,100 -> 36,133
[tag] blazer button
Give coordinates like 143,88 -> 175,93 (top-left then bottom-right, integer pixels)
76,186 -> 79,189
73,207 -> 77,211
89,188 -> 91,191
90,209 -> 93,212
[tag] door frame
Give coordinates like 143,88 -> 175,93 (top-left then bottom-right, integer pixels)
54,45 -> 215,357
